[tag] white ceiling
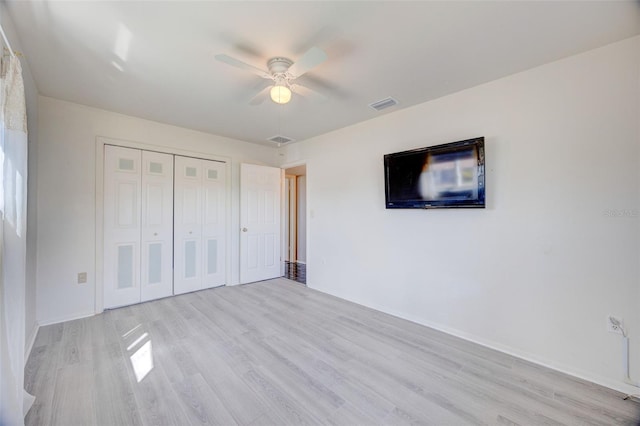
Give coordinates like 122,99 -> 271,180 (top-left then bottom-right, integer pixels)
6,1 -> 640,146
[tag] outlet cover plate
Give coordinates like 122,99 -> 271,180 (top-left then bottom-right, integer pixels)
607,315 -> 623,334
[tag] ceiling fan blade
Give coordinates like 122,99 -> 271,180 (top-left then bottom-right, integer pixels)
287,47 -> 327,78
291,83 -> 328,102
215,54 -> 271,79
249,85 -> 272,105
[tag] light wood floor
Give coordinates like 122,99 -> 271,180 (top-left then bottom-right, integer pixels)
25,278 -> 640,425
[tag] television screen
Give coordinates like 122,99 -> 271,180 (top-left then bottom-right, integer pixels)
384,137 -> 485,209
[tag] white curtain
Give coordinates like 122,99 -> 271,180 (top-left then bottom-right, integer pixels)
0,54 -> 31,426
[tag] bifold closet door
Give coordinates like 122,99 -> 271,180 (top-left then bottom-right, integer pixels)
104,146 -> 174,308
174,156 -> 226,295
140,151 -> 174,302
104,146 -> 142,309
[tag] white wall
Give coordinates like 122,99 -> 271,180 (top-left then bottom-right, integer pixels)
280,36 -> 640,393
37,96 -> 278,325
297,175 -> 306,263
1,2 -> 39,355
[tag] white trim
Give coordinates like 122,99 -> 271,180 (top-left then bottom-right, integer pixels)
98,136 -> 233,163
37,311 -> 95,327
281,161 -> 308,281
280,169 -> 286,276
317,288 -> 640,396
95,141 -> 105,314
95,136 -> 233,314
285,175 -> 297,262
416,319 -> 640,396
304,166 -> 309,282
24,322 -> 39,360
280,160 -> 307,170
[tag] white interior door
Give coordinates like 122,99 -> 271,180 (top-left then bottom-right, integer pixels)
174,156 -> 227,294
141,151 -> 174,302
240,163 -> 281,284
104,146 -> 142,309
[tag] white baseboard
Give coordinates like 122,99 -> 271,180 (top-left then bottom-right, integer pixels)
309,285 -> 640,396
37,311 -> 95,327
24,322 -> 39,360
401,313 -> 640,396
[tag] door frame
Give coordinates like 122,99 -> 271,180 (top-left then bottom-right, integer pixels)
284,174 -> 297,262
280,161 -> 308,279
95,136 -> 232,314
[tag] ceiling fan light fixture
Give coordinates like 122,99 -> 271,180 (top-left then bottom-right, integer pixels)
270,85 -> 292,104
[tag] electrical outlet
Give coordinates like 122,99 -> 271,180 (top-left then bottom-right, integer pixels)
77,272 -> 87,284
607,315 -> 623,334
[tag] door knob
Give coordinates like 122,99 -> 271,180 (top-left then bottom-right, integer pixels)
242,227 -> 248,232
153,232 -> 158,236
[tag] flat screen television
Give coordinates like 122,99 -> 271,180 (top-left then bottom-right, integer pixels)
384,137 -> 485,209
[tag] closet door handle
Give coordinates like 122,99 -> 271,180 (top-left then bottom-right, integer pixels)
242,227 -> 248,232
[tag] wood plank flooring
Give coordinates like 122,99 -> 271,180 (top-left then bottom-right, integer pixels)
25,278 -> 640,425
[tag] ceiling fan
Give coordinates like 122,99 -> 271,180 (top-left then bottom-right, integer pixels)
215,46 -> 328,105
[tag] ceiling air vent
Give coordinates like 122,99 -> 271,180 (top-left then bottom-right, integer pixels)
368,97 -> 399,112
267,135 -> 294,145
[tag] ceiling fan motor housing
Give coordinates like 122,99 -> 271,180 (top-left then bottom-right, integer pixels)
268,57 -> 294,75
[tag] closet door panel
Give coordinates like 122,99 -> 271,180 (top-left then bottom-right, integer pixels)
104,146 -> 142,308
141,151 -> 174,302
174,156 -> 203,295
202,160 -> 226,288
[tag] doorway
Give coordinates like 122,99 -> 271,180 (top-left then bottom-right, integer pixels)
283,164 -> 306,284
